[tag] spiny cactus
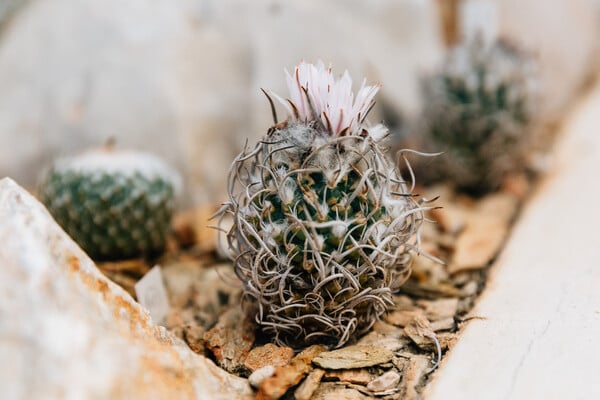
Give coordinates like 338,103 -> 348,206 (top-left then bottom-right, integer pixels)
220,61 -> 432,348
419,37 -> 538,193
39,148 -> 180,260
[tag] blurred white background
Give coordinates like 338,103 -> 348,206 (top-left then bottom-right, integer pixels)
0,0 -> 598,205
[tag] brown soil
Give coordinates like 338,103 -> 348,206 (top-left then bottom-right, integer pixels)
97,172 -> 533,400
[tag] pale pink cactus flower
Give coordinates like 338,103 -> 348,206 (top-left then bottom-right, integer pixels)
271,61 -> 380,136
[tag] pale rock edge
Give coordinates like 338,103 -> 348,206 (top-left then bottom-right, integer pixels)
0,177 -> 252,400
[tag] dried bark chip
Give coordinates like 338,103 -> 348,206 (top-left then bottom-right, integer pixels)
366,370 -> 401,393
501,173 -> 529,199
244,343 -> 294,373
429,204 -> 466,234
182,324 -> 205,353
203,306 -> 255,374
312,345 -> 393,370
399,280 -> 463,299
294,368 -> 326,400
325,369 -> 375,385
460,280 -> 479,297
372,320 -> 406,335
357,331 -> 409,353
403,314 -> 437,350
386,310 -> 426,327
449,216 -> 508,273
401,355 -> 431,400
430,317 -> 456,332
476,192 -> 519,223
311,382 -> 371,400
391,295 -> 416,310
257,345 -> 326,400
417,298 -> 459,321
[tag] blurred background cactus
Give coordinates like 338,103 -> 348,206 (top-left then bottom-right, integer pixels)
221,62 -> 433,348
38,147 -> 180,260
416,37 -> 539,193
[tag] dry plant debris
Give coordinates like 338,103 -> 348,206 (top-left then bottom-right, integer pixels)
97,178 -> 525,399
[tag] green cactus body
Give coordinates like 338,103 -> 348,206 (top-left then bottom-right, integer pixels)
39,149 -> 180,260
222,62 -> 428,348
421,38 -> 537,193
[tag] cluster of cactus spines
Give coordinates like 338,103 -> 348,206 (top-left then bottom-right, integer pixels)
220,61 -> 432,348
39,147 -> 181,260
419,37 -> 537,193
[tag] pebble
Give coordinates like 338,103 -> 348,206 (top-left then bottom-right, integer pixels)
248,365 -> 276,388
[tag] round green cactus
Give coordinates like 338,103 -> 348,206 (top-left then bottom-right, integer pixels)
418,37 -> 538,193
39,148 -> 180,260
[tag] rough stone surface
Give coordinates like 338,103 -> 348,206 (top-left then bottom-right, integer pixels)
0,177 -> 252,399
312,345 -> 393,370
426,80 -> 600,400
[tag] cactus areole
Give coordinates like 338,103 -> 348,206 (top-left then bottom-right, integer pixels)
221,61 -> 429,348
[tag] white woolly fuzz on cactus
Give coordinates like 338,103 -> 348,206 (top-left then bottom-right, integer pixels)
52,148 -> 182,194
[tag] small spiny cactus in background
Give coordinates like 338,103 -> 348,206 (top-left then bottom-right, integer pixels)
39,147 -> 181,260
220,61 -> 434,348
418,37 -> 538,193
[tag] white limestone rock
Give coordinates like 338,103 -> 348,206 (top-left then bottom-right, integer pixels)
0,177 -> 252,399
